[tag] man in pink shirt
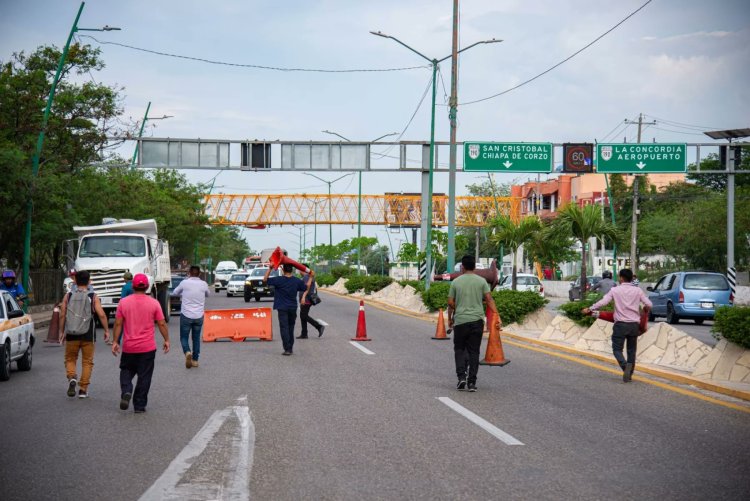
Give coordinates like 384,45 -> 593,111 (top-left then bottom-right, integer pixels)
583,268 -> 652,383
112,274 -> 170,413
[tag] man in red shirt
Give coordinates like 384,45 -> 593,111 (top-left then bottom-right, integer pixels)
112,274 -> 170,413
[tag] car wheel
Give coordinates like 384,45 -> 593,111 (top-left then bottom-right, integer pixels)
17,344 -> 32,371
226,292 -> 232,297
666,303 -> 680,324
694,318 -> 705,325
255,295 -> 261,302
648,310 -> 655,322
0,343 -> 10,381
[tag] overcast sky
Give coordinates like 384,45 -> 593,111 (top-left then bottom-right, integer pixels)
3,0 -> 749,259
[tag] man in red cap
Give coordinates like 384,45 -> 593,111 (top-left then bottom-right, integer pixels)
112,274 -> 170,413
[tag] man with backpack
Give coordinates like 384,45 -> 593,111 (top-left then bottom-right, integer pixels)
58,270 -> 110,398
297,264 -> 324,339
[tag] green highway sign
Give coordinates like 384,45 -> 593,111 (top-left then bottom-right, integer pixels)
464,142 -> 553,173
596,143 -> 687,173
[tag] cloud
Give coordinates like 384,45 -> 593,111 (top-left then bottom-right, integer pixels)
641,30 -> 735,42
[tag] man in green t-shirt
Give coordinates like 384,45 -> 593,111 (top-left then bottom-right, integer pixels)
447,255 -> 502,392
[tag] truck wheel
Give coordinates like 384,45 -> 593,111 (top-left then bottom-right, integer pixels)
156,284 -> 170,322
0,343 -> 10,381
17,344 -> 32,371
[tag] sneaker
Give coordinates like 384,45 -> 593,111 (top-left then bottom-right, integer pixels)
120,392 -> 132,410
185,352 -> 193,369
296,335 -> 308,339
78,389 -> 89,399
67,379 -> 77,397
134,408 -> 146,414
467,383 -> 477,392
191,360 -> 199,368
623,363 -> 634,383
318,325 -> 325,337
456,379 -> 467,391
283,351 -> 291,356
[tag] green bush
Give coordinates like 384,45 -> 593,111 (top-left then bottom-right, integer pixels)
332,266 -> 355,280
712,306 -> 750,348
344,275 -> 394,294
421,282 -> 451,312
398,280 -> 425,292
558,293 -> 613,327
492,290 -> 548,325
316,273 -> 336,287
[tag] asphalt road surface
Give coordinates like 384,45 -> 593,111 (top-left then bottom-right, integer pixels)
2,291 -> 749,500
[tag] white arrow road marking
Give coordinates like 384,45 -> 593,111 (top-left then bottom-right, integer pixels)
437,397 -> 524,445
503,161 -> 513,168
349,341 -> 375,355
140,401 -> 255,501
636,161 -> 647,169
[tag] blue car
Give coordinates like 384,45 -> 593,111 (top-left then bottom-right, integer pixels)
647,272 -> 733,325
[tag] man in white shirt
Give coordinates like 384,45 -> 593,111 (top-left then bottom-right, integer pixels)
172,266 -> 209,368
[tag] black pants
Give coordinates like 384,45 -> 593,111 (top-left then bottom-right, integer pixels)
299,304 -> 322,337
277,308 -> 297,352
119,350 -> 156,411
612,322 -> 639,372
453,320 -> 484,384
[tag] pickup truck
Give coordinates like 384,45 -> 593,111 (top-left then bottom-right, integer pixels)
0,290 -> 34,381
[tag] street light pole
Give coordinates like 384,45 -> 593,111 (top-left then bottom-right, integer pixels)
130,104 -> 172,168
303,172 -> 354,268
370,31 -> 501,290
21,1 -> 120,298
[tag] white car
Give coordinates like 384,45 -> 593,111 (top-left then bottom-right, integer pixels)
495,273 -> 545,297
0,291 -> 34,381
226,272 -> 250,297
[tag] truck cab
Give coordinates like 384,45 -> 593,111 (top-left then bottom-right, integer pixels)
0,290 -> 34,381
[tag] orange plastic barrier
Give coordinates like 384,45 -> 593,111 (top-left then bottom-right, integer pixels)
203,308 -> 273,342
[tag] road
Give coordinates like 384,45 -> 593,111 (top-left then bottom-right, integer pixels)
1,291 -> 749,500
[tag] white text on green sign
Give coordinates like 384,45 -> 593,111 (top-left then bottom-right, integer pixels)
464,142 -> 553,173
596,143 -> 686,173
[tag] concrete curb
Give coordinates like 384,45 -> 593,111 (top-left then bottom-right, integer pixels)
320,289 -> 750,402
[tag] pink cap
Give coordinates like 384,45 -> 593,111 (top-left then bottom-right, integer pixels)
132,273 -> 149,289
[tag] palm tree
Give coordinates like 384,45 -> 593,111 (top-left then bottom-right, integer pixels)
554,203 -> 621,295
489,215 -> 543,290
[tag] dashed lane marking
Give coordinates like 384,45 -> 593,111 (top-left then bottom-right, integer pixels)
349,341 -> 375,355
438,397 -> 524,445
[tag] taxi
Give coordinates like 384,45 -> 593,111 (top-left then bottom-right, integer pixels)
1,290 -> 34,380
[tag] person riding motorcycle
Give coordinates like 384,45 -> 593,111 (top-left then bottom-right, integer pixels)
1,270 -> 28,307
590,269 -> 616,295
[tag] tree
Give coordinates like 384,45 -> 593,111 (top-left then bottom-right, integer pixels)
526,222 -> 578,273
687,149 -> 750,192
553,204 -> 621,293
489,215 -> 543,290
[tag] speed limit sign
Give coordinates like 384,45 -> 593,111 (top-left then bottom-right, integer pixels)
563,143 -> 594,173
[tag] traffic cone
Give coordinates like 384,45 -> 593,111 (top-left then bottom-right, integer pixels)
483,303 -> 492,333
432,309 -> 450,340
479,311 -> 510,367
352,300 -> 371,341
44,304 -> 62,344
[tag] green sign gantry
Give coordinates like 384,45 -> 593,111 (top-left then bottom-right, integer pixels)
596,143 -> 687,173
464,142 -> 553,173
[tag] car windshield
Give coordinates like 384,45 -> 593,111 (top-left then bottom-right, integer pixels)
230,274 -> 248,281
684,274 -> 729,290
79,235 -> 146,257
251,268 -> 267,277
169,277 -> 185,290
517,276 -> 541,286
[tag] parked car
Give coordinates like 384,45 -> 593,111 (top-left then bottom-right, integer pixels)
647,271 -> 732,324
168,275 -> 186,315
495,273 -> 544,297
0,290 -> 34,381
226,272 -> 250,297
568,276 -> 602,301
244,267 -> 281,302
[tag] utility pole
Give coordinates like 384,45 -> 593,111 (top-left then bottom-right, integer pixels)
624,113 -> 655,274
447,0 -> 459,272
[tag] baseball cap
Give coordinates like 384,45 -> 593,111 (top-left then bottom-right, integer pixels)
132,273 -> 149,289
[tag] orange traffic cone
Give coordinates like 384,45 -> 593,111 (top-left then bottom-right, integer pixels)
44,304 -> 62,344
352,300 -> 371,341
479,311 -> 510,367
483,303 -> 492,333
432,309 -> 450,340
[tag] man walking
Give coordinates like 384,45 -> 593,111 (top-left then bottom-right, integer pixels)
171,265 -> 209,368
112,274 -> 170,413
58,270 -> 110,398
583,268 -> 652,382
447,255 -> 502,392
297,264 -> 324,339
264,263 -> 313,355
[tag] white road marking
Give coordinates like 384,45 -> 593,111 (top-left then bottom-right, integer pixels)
139,402 -> 255,501
437,397 -> 524,446
349,341 -> 375,355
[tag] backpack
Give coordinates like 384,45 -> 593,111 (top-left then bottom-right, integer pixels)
65,290 -> 95,335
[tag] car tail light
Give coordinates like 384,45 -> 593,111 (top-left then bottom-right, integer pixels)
678,291 -> 685,303
729,292 -> 734,305
540,285 -> 544,293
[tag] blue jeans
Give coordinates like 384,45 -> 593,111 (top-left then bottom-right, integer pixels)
277,309 -> 297,352
180,314 -> 204,361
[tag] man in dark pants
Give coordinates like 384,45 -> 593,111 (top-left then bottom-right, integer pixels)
264,264 -> 313,355
297,264 -> 324,339
112,274 -> 170,412
447,255 -> 502,392
583,268 -> 652,382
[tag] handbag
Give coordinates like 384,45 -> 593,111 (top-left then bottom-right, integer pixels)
307,291 -> 322,305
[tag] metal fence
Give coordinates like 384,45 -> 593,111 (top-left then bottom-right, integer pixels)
29,269 -> 65,305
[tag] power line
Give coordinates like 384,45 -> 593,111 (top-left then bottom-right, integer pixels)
457,0 -> 654,106
643,114 -> 720,131
650,126 -> 711,136
78,34 -> 430,73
